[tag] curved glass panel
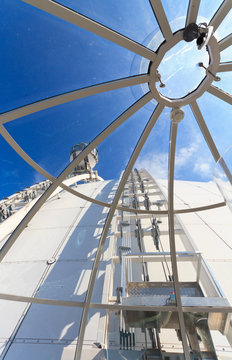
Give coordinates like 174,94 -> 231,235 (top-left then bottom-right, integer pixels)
175,105 -> 215,182
96,104 -> 153,181
55,0 -> 159,47
0,2 -> 231,360
3,85 -> 143,189
213,145 -> 232,212
197,0 -> 223,25
1,1 -> 140,113
220,46 -> 232,62
135,109 -> 170,181
161,0 -> 189,32
214,9 -> 232,41
183,311 -> 232,359
158,41 -> 209,99
213,71 -> 232,95
0,135 -> 39,199
197,91 -> 232,155
108,308 -> 186,357
15,303 -> 82,344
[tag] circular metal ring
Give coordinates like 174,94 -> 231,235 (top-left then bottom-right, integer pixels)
148,30 -> 220,107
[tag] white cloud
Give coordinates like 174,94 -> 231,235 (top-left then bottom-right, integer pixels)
136,152 -> 168,179
164,66 -> 183,83
194,161 -> 212,178
163,43 -> 194,64
136,137 -> 213,180
175,138 -> 200,167
181,43 -> 194,55
32,171 -> 45,184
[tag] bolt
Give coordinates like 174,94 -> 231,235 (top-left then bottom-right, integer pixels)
198,62 -> 221,81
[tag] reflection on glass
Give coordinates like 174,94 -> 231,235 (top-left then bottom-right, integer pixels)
158,40 -> 209,99
184,311 -> 232,360
55,0 -> 158,46
213,146 -> 232,212
107,305 -> 232,359
161,1 -> 189,33
220,47 -> 232,63
214,9 -> 232,41
213,72 -> 232,96
197,1 -> 219,26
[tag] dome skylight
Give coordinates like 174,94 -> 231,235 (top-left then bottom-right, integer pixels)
0,1 -> 231,359
158,40 -> 209,99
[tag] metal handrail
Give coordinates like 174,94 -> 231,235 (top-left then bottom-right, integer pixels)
121,251 -> 225,299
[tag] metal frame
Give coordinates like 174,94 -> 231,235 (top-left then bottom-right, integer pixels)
0,292 -> 231,314
218,33 -> 232,52
218,62 -> 232,72
1,0 -> 231,358
209,0 -> 232,31
118,251 -> 226,298
148,31 -> 220,107
190,101 -> 232,182
0,92 -> 153,262
74,103 -> 164,359
207,85 -> 232,105
168,121 -> 191,359
0,75 -> 149,125
0,122 -> 225,214
185,0 -> 200,26
23,0 -> 156,61
149,0 -> 173,42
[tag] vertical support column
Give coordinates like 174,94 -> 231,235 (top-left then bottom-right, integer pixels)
168,120 -> 191,360
196,253 -> 202,284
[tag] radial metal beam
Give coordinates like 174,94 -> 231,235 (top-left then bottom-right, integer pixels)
186,0 -> 200,26
0,124 -> 116,209
207,85 -> 232,105
209,0 -> 232,31
190,101 -> 232,183
168,121 -> 191,360
0,74 -> 149,125
0,292 -> 231,313
190,101 -> 222,162
0,92 -> 153,262
149,0 -> 173,42
118,201 -> 226,214
174,201 -> 225,213
1,125 -> 224,215
23,0 -> 156,61
217,61 -> 232,72
75,103 -> 164,360
218,33 -> 232,52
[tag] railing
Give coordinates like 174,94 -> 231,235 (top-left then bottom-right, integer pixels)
0,180 -> 51,223
0,170 -> 100,224
119,251 -> 225,299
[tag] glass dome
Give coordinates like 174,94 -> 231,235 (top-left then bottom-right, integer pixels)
0,1 -> 231,359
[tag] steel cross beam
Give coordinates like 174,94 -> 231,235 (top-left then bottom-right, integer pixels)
218,33 -> 232,52
149,0 -> 173,42
209,0 -> 232,32
207,85 -> 232,105
0,74 -> 149,125
190,101 -> 222,164
168,121 -> 191,360
0,92 -> 153,262
186,0 -> 200,26
74,103 -> 164,360
22,0 -> 156,61
190,101 -> 232,184
0,124 -> 112,208
217,62 -> 232,72
0,124 -> 225,215
0,292 -> 231,313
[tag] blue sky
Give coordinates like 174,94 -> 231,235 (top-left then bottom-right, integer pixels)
0,0 -> 231,199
